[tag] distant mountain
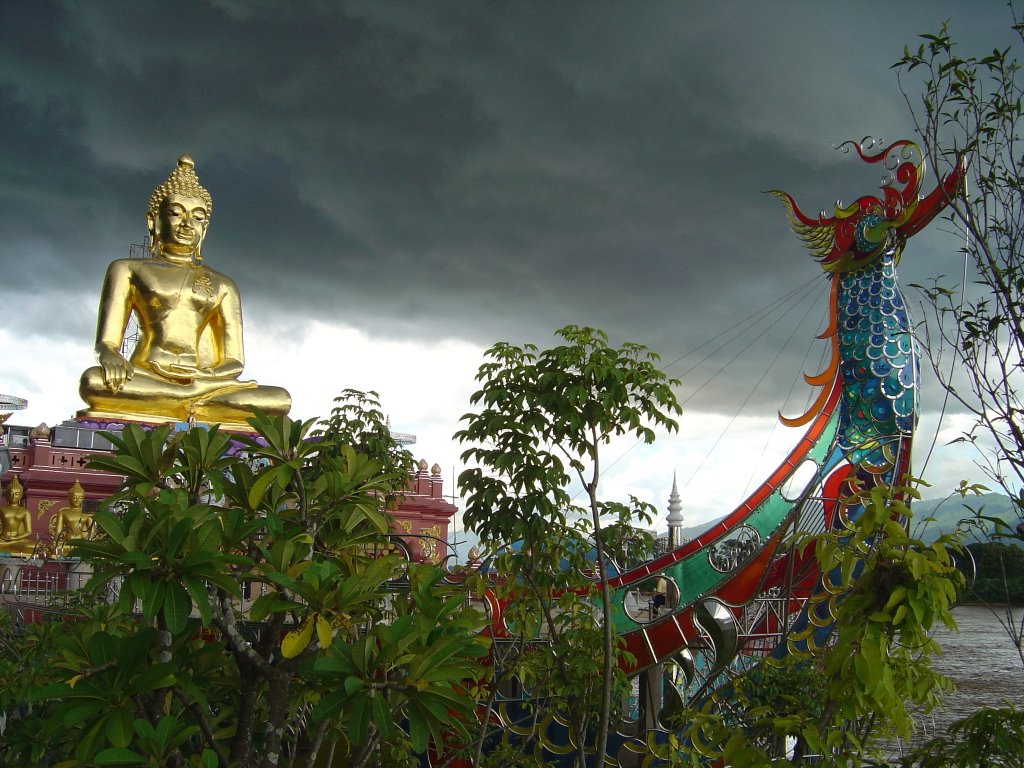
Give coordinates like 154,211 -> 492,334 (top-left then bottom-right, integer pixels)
909,493 -> 1019,543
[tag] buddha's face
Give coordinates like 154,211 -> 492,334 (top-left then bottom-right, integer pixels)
151,192 -> 209,257
70,490 -> 85,508
7,487 -> 22,506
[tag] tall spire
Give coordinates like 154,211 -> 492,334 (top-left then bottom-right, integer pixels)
666,472 -> 685,548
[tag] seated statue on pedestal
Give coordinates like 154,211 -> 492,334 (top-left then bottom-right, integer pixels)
78,154 -> 291,430
51,480 -> 93,556
0,476 -> 36,556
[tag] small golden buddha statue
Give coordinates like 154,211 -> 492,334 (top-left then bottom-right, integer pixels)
51,480 -> 93,556
0,476 -> 36,556
78,154 -> 291,430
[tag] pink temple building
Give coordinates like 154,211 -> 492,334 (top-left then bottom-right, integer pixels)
0,419 -> 457,567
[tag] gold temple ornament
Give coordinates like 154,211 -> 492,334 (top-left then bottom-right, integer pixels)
50,480 -> 95,557
0,476 -> 35,556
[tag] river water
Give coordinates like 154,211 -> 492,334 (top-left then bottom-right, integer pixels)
900,604 -> 1024,747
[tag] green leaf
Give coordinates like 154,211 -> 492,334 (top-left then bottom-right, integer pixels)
76,715 -> 109,763
120,551 -> 157,572
370,693 -> 392,740
166,517 -> 193,560
248,464 -> 290,510
87,631 -> 120,667
140,579 -> 166,623
126,664 -> 176,695
249,592 -> 299,623
163,581 -> 192,635
407,705 -> 429,754
182,575 -> 212,626
311,690 -> 349,721
62,700 -> 106,728
91,509 -> 128,546
94,747 -> 147,766
349,695 -> 369,747
104,708 -> 135,749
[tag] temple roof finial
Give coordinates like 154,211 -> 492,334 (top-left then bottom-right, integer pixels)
666,471 -> 684,527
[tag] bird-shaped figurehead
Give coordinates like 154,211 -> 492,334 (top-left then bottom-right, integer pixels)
770,139 -> 965,274
772,140 -> 965,474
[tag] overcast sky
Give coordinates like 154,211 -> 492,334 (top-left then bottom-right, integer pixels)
0,1 -> 1015,528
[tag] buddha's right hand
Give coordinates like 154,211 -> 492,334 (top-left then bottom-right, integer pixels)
98,348 -> 134,392
150,361 -> 203,383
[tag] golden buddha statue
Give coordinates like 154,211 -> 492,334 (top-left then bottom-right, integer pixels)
0,476 -> 36,556
78,154 -> 291,430
51,480 -> 93,556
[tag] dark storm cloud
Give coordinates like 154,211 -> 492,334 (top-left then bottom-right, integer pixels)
0,0 -> 1012,413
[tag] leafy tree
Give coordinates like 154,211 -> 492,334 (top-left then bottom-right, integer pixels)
963,541 -> 1024,603
456,325 -> 681,768
0,394 -> 488,768
893,13 -> 1024,662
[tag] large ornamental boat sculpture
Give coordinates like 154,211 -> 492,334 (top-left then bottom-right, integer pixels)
479,139 -> 963,764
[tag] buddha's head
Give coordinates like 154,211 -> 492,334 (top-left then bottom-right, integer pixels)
68,480 -> 85,508
147,154 -> 213,261
5,476 -> 23,506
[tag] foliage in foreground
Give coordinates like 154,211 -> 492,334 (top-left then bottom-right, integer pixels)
0,329 -> 1013,768
660,484 -> 964,767
0,394 -> 487,768
898,704 -> 1024,768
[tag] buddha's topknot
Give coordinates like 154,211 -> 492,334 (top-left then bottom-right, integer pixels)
147,153 -> 212,219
